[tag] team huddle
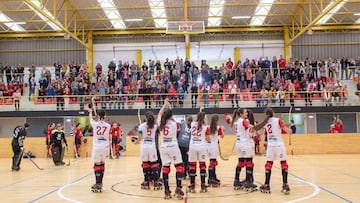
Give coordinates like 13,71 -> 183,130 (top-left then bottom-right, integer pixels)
10,97 -> 292,198
132,98 -> 293,199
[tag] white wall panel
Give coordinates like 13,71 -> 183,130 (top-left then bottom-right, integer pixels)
92,40 -> 284,68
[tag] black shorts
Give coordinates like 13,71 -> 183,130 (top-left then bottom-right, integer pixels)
75,138 -> 81,145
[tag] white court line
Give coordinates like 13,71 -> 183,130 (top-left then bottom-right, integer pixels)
58,173 -> 320,202
57,177 -> 91,203
281,177 -> 320,203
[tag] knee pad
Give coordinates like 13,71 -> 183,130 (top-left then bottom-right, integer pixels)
265,161 -> 273,170
199,162 -> 206,170
141,162 -> 150,169
246,161 -> 254,168
162,166 -> 170,174
237,161 -> 245,168
280,161 -> 288,169
150,162 -> 159,169
209,160 -> 218,168
175,163 -> 184,173
189,162 -> 196,171
94,163 -> 105,171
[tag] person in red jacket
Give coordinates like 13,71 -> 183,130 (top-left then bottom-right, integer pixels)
110,122 -> 122,158
333,115 -> 343,133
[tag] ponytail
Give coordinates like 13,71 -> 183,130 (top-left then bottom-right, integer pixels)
230,109 -> 238,127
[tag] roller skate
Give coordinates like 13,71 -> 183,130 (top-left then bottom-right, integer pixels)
281,184 -> 290,195
208,179 -> 221,187
200,184 -> 208,193
187,183 -> 196,193
164,190 -> 172,199
244,181 -> 258,192
91,183 -> 103,193
11,166 -> 20,171
174,187 -> 184,199
233,180 -> 245,190
140,181 -> 150,190
260,184 -> 271,194
153,181 -> 163,191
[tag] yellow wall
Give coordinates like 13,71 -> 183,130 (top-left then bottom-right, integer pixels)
1,133 -> 360,158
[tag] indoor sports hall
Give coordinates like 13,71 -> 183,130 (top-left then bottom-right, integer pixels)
0,0 -> 359,203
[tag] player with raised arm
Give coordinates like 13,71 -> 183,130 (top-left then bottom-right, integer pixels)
136,111 -> 162,191
89,108 -> 111,193
188,108 -> 211,193
157,98 -> 185,199
207,114 -> 224,188
252,107 -> 292,195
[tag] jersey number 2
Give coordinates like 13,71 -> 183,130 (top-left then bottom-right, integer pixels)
266,124 -> 273,134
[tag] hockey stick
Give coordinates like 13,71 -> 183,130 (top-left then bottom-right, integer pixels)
24,153 -> 44,170
91,96 -> 97,117
218,141 -> 229,161
137,108 -> 141,124
288,106 -> 293,146
66,147 -> 71,166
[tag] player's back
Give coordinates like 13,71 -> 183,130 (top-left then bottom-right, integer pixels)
91,120 -> 111,148
235,118 -> 249,142
159,119 -> 178,146
190,121 -> 208,146
265,117 -> 284,146
138,122 -> 158,146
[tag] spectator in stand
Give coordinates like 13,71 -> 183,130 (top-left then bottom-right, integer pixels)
278,55 -> 286,78
29,75 -> 36,101
167,83 -> 177,107
228,80 -> 238,108
333,115 -> 343,133
226,58 -> 234,71
191,82 -> 198,108
356,80 -> 360,103
12,88 -> 21,111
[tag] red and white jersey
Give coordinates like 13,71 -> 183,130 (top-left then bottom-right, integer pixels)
91,119 -> 111,149
138,122 -> 158,146
264,117 -> 286,147
209,126 -> 223,145
157,117 -> 179,146
189,122 -> 210,146
235,118 -> 251,143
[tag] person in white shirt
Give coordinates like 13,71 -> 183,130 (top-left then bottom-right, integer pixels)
89,109 -> 111,193
157,98 -> 184,199
253,108 -> 292,195
188,108 -> 210,193
136,111 -> 161,190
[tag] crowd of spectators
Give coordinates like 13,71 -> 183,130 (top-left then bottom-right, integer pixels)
1,55 -> 360,110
